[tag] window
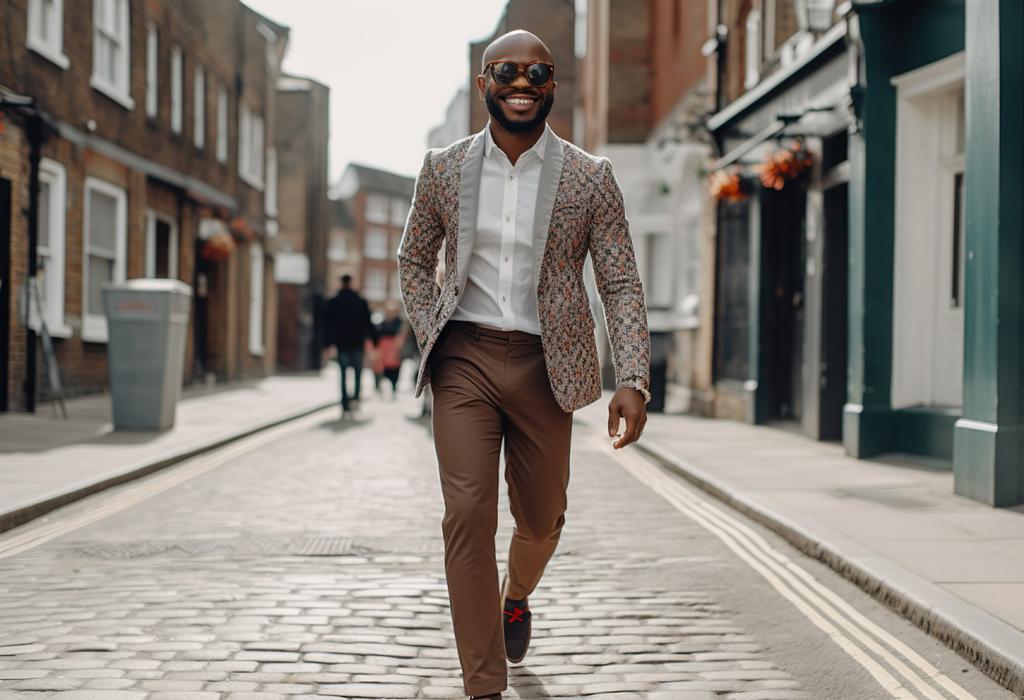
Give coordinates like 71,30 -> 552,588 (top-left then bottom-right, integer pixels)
193,65 -> 205,149
364,227 -> 389,259
145,211 -> 178,278
365,193 -> 389,224
390,197 -> 410,227
91,0 -> 132,108
145,24 -> 157,118
645,232 -> 673,309
171,45 -> 183,134
27,0 -> 68,69
82,177 -> 127,342
238,102 -> 265,188
745,10 -> 761,90
364,268 -> 387,301
216,87 -> 228,162
31,158 -> 69,337
265,148 -> 277,217
249,243 -> 265,355
327,233 -> 347,262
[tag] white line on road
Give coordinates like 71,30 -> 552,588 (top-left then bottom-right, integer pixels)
594,433 -> 976,700
0,408 -> 338,560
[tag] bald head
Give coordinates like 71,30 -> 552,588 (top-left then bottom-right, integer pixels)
480,30 -> 552,73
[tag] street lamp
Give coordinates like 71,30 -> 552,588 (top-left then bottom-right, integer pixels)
795,0 -> 837,33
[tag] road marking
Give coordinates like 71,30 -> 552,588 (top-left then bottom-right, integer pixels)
0,408 -> 337,560
594,434 -> 976,700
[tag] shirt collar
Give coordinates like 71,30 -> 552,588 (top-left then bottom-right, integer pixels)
483,121 -> 550,162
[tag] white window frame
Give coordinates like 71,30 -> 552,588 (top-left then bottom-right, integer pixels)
216,87 -> 228,163
364,227 -> 389,260
27,0 -> 69,69
193,65 -> 205,149
745,10 -> 762,90
390,197 -> 410,227
249,243 -> 265,356
170,45 -> 183,134
364,267 -> 387,302
265,147 -> 278,217
238,102 -> 265,189
90,0 -> 133,110
644,231 -> 674,310
145,210 -> 179,279
82,177 -> 128,343
145,23 -> 158,118
365,193 -> 390,224
30,158 -> 71,338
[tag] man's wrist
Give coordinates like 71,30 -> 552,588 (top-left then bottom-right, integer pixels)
617,384 -> 651,404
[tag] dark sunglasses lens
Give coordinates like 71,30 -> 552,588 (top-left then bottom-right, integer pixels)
491,62 -> 518,85
526,63 -> 552,86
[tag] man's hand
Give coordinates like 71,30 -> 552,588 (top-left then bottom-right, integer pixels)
607,387 -> 647,449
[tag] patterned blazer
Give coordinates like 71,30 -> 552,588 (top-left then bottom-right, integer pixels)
397,126 -> 651,413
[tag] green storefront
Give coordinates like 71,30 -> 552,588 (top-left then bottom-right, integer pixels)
845,0 -> 1023,505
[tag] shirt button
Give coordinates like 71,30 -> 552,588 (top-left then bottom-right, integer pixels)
508,174 -> 515,180
502,295 -> 507,302
505,215 -> 511,222
504,256 -> 509,262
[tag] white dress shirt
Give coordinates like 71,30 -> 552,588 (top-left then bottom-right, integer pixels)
450,123 -> 550,335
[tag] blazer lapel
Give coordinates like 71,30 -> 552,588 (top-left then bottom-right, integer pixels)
456,129 -> 486,294
532,132 -> 565,292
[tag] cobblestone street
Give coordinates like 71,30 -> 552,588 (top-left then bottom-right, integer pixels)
0,388 -> 1014,699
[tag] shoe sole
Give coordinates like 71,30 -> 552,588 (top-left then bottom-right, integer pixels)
500,573 -> 530,664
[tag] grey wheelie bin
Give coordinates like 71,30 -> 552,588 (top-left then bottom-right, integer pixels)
102,279 -> 192,431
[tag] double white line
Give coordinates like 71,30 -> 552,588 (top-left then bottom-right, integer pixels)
0,408 -> 335,561
596,434 -> 975,700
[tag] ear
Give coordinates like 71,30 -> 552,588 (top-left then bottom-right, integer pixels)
476,74 -> 487,98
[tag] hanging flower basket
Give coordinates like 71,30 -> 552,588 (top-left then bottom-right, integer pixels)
757,142 -> 814,190
200,231 -> 236,262
709,169 -> 751,202
229,216 -> 257,242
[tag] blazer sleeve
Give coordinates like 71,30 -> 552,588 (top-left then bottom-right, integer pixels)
397,150 -> 444,352
588,157 -> 652,404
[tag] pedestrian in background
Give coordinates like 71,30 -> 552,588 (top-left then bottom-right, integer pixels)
372,305 -> 405,399
397,30 -> 650,700
323,274 -> 379,418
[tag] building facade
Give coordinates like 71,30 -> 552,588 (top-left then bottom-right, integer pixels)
330,164 -> 414,314
0,0 -> 286,411
582,0 -> 712,412
273,73 -> 330,372
702,0 -> 1022,506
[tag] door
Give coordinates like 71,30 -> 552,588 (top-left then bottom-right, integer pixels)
760,184 -> 806,423
819,182 -> 848,439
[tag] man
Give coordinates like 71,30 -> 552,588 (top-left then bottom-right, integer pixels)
397,30 -> 650,700
323,274 -> 379,417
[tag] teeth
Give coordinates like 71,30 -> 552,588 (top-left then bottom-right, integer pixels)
506,97 -> 534,105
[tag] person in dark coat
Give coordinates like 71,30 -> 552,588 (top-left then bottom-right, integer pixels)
324,274 -> 379,416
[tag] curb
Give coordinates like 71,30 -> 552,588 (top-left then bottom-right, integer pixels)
633,437 -> 1024,697
0,400 -> 337,537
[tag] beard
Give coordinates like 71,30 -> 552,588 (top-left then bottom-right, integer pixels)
485,89 -> 554,133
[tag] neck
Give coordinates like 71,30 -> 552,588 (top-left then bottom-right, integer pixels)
489,121 -> 545,165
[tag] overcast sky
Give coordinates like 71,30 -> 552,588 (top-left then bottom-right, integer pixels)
242,0 -> 509,183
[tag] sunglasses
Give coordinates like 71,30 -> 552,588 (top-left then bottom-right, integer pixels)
484,60 -> 555,87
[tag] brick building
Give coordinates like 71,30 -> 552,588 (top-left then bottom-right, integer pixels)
0,0 -> 286,412
581,0 -> 712,412
329,164 -> 414,314
273,73 -> 330,372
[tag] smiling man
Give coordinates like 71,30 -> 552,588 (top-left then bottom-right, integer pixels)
397,30 -> 651,699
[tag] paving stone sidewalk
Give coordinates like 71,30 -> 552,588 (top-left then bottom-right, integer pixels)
0,367 -> 341,533
608,403 -> 1024,694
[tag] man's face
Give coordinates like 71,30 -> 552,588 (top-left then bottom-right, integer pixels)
477,49 -> 556,133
